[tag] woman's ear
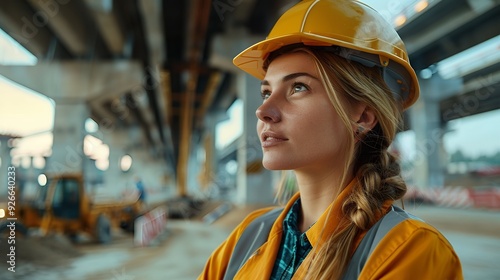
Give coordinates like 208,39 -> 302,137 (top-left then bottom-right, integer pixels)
353,104 -> 378,133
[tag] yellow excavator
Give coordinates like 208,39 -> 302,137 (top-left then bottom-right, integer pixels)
0,173 -> 144,243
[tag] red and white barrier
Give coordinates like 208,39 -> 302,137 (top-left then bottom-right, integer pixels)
469,188 -> 500,209
405,186 -> 500,210
134,206 -> 168,247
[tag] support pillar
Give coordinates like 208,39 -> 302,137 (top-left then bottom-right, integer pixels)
203,112 -> 226,194
95,126 -> 173,203
409,74 -> 462,188
210,32 -> 278,204
187,143 -> 202,195
100,129 -> 130,197
45,102 -> 88,175
127,148 -> 171,204
201,114 -> 219,192
236,73 -> 276,205
0,136 -> 13,198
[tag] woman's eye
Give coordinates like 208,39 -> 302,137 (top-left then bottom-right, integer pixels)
292,83 -> 308,93
261,91 -> 271,100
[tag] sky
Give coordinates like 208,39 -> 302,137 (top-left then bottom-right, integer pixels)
0,75 -> 54,137
360,0 -> 425,26
1,0 -> 500,168
215,99 -> 243,150
443,110 -> 500,158
394,108 -> 500,163
0,75 -> 54,163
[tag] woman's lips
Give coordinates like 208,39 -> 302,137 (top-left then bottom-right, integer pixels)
261,132 -> 288,148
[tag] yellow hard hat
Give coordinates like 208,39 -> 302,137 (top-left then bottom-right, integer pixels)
233,0 -> 420,109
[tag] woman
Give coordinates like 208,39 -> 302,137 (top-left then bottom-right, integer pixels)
199,0 -> 463,279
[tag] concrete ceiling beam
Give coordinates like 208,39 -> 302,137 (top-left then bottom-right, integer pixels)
403,2 -> 491,55
399,0 -> 500,69
27,0 -> 90,56
0,60 -> 143,100
138,0 -> 164,64
84,0 -> 125,55
0,0 -> 53,58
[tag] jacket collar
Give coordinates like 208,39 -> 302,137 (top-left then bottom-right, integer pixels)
304,179 -> 357,247
270,178 -> 358,248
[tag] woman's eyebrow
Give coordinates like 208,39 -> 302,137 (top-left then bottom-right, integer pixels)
261,72 -> 319,86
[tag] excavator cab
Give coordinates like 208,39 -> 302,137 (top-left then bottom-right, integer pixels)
50,178 -> 80,220
36,176 -> 82,220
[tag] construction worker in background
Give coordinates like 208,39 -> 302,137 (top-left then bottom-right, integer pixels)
134,176 -> 146,203
199,0 -> 463,279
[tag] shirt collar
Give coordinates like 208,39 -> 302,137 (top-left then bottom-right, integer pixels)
283,198 -> 302,234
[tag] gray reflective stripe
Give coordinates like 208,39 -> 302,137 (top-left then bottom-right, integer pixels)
224,205 -> 420,280
342,206 -> 421,279
223,207 -> 283,280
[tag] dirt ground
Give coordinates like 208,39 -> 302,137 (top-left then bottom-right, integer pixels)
0,202 -> 499,280
0,234 -> 82,279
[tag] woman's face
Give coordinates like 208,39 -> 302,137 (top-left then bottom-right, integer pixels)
256,51 -> 350,173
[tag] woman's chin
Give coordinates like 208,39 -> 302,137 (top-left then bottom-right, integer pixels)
262,160 -> 291,171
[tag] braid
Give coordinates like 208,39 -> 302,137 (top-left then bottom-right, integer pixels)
347,125 -> 407,231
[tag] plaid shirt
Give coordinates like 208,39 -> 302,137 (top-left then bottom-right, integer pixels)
270,199 -> 313,280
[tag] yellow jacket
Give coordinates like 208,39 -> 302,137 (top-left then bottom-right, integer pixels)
198,181 -> 463,279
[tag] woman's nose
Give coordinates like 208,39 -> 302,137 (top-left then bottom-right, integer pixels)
255,97 -> 281,123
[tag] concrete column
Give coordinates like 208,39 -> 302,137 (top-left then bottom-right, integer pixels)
209,32 -> 277,204
0,137 -> 12,198
95,125 -> 173,204
204,112 -> 226,196
98,128 -> 130,197
127,147 -> 171,204
409,74 -> 462,188
45,102 -> 88,174
22,156 -> 37,200
235,73 -> 276,205
205,113 -> 220,187
187,144 -> 202,195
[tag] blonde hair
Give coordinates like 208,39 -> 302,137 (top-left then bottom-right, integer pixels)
265,46 -> 407,279
274,170 -> 298,204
